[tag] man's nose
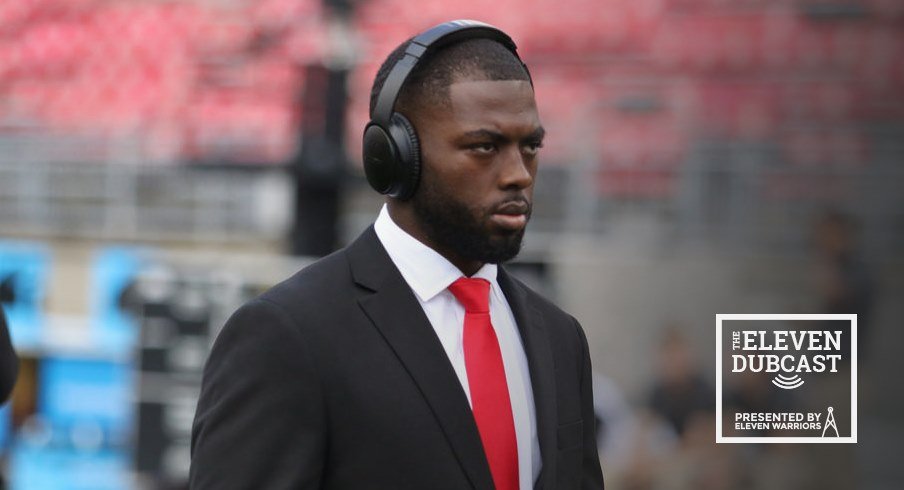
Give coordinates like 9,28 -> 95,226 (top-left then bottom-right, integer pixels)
498,146 -> 533,190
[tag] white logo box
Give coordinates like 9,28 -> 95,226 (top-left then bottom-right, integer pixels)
716,313 -> 857,444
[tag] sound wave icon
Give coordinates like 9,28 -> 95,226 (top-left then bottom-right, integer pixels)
772,374 -> 804,390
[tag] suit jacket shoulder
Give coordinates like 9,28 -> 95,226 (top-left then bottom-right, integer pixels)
257,246 -> 354,314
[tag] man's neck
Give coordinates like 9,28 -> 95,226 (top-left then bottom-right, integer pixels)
385,202 -> 483,276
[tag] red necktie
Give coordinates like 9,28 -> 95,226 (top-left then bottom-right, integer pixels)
448,277 -> 519,490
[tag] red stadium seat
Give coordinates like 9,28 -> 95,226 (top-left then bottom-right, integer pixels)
0,0 -> 898,181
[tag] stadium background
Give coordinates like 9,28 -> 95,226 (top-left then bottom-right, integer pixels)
0,0 -> 902,488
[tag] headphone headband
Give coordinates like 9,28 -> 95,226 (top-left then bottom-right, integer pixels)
371,20 -> 527,127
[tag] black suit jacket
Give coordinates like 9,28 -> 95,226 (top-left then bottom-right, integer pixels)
190,227 -> 604,489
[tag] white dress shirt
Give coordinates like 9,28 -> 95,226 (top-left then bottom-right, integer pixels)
373,205 -> 541,489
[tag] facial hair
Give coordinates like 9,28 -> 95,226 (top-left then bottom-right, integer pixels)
412,170 -> 530,265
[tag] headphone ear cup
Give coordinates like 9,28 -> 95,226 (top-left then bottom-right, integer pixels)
387,113 -> 421,200
362,122 -> 399,196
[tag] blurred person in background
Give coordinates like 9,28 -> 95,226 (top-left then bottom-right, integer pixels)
814,209 -> 874,364
0,306 -> 18,404
190,20 -> 604,490
603,409 -> 678,490
592,373 -> 639,473
647,327 -> 714,439
651,412 -> 745,490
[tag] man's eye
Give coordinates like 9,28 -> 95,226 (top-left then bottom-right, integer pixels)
523,141 -> 544,156
470,142 -> 496,153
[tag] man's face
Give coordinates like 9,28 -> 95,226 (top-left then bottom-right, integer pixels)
411,79 -> 543,265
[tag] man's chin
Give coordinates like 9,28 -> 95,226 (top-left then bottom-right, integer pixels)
481,232 -> 525,264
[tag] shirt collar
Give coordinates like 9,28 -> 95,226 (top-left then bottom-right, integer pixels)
373,204 -> 498,302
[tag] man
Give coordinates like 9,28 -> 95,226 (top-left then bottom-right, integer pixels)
190,20 -> 604,489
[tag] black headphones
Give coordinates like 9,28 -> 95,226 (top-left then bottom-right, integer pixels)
362,20 -> 530,200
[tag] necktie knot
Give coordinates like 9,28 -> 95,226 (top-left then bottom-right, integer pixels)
448,277 -> 491,314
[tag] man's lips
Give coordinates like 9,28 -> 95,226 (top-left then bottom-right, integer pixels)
490,200 -> 530,230
494,201 -> 529,216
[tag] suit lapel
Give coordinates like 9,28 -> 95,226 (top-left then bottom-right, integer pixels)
497,267 -> 558,490
347,227 -> 494,490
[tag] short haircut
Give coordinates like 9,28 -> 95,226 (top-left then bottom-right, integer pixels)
369,36 -> 531,120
